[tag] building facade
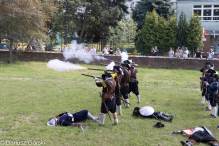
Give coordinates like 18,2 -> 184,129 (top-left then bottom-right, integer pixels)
176,0 -> 219,52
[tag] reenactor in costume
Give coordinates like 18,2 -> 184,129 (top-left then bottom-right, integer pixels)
181,126 -> 219,146
47,110 -> 99,127
120,63 -> 131,108
128,62 -> 140,103
199,67 -> 212,108
113,66 -> 123,115
204,74 -> 219,118
133,106 -> 176,122
94,73 -> 118,126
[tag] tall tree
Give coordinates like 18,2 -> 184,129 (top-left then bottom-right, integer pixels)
166,16 -> 177,50
107,18 -> 137,49
132,0 -> 174,31
0,0 -> 57,62
186,14 -> 203,51
136,9 -> 158,52
176,11 -> 188,47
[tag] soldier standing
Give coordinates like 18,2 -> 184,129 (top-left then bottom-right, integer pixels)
128,62 -> 140,103
94,73 -> 118,126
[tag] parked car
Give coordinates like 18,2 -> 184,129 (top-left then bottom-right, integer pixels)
0,43 -> 9,49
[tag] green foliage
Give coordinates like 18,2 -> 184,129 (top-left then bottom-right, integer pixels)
176,11 -> 188,47
186,14 -> 203,50
0,62 -> 218,145
136,10 -> 158,52
107,18 -> 137,49
136,10 -> 177,53
132,0 -> 175,31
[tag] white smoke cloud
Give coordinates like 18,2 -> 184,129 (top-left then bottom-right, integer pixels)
63,40 -> 107,63
47,59 -> 86,71
106,62 -> 115,70
121,52 -> 128,63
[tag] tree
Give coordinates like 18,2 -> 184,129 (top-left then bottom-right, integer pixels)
132,0 -> 175,31
136,9 -> 158,52
186,14 -> 203,52
0,0 -> 57,62
176,11 -> 188,47
155,16 -> 167,54
107,18 -> 137,49
166,16 -> 177,50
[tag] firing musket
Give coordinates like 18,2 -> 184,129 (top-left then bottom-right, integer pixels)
87,68 -> 113,72
99,92 -> 112,122
81,73 -> 103,79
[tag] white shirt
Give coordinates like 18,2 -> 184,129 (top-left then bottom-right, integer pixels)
208,52 -> 214,59
103,48 -> 109,54
183,50 -> 189,58
91,48 -> 96,54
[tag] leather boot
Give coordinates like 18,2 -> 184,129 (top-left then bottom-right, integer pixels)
159,114 -> 173,122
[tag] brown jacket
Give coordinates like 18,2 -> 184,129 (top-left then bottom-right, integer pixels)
130,67 -> 138,82
120,69 -> 130,87
96,78 -> 116,99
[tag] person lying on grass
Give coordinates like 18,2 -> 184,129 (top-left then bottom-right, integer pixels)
133,106 -> 176,122
47,110 -> 99,127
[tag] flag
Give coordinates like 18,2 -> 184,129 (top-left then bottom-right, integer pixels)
213,30 -> 215,38
203,28 -> 206,38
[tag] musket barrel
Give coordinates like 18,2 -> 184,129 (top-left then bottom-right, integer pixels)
87,68 -> 113,72
81,73 -> 103,79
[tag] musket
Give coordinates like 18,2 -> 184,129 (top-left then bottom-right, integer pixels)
87,68 -> 113,72
99,92 -> 112,122
99,63 -> 109,66
81,73 -> 102,79
115,95 -> 131,105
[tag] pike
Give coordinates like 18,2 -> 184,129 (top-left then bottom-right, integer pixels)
87,68 -> 113,72
81,73 -> 103,79
99,92 -> 112,122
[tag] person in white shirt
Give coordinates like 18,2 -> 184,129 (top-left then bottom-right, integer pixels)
91,46 -> 96,54
208,49 -> 214,59
168,47 -> 174,58
183,47 -> 189,58
62,45 -> 68,52
103,45 -> 109,55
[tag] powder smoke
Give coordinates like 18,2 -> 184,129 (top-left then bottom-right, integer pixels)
106,62 -> 115,70
47,59 -> 86,72
63,40 -> 107,63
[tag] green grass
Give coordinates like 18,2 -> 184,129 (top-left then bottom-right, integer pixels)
0,62 -> 218,146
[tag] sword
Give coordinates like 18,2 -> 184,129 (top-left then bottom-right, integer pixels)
80,125 -> 84,132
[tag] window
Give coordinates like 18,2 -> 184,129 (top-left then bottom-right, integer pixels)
193,5 -> 219,21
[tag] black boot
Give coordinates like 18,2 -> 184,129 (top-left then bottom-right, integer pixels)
158,114 -> 173,122
181,141 -> 193,146
162,113 -> 176,117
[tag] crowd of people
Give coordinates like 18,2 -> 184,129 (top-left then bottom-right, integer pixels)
102,45 -> 127,56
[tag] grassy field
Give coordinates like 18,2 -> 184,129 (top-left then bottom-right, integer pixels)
0,62 -> 218,146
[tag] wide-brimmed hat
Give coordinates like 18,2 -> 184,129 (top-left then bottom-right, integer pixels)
213,74 -> 219,80
154,122 -> 165,128
206,69 -> 216,74
121,63 -> 130,69
200,66 -> 209,72
47,118 -> 57,127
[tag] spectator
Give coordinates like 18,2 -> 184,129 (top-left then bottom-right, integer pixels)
87,47 -> 92,53
25,44 -> 32,51
168,47 -> 174,58
91,46 -> 96,54
109,46 -> 114,54
151,46 -> 159,56
32,46 -> 37,51
13,45 -> 21,51
183,47 -> 189,58
194,48 -> 202,58
115,48 -> 121,56
103,45 -> 109,55
123,48 -> 127,54
62,45 -> 68,52
175,48 -> 180,58
208,49 -> 214,59
179,47 -> 183,58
